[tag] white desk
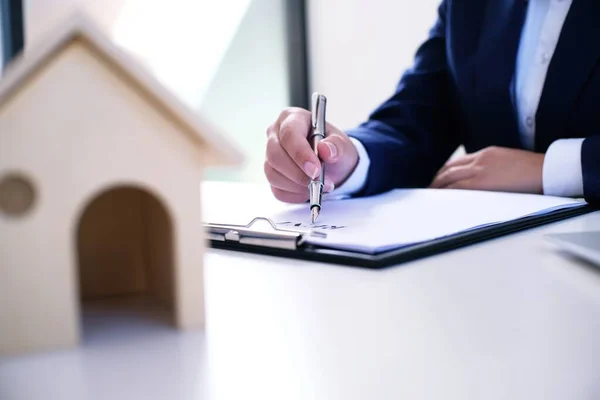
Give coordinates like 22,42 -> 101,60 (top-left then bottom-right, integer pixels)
2,182 -> 600,400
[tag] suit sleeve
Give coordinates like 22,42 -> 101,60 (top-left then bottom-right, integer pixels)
346,0 -> 460,197
582,136 -> 600,204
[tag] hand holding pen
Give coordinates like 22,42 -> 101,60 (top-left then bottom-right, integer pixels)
309,93 -> 327,223
263,94 -> 359,210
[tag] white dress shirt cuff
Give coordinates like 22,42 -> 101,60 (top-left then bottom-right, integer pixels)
329,137 -> 371,197
542,138 -> 585,197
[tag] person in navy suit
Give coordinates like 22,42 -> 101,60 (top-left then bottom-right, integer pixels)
264,0 -> 600,205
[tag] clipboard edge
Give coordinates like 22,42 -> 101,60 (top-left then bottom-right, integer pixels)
207,205 -> 597,269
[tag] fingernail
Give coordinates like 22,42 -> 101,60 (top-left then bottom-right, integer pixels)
324,178 -> 335,192
324,141 -> 337,159
304,162 -> 319,179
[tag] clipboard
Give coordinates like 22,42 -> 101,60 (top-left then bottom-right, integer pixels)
205,205 -> 595,269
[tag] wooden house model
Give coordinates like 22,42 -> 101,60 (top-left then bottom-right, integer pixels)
0,13 -> 241,355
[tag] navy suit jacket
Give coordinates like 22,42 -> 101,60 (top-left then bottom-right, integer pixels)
347,0 -> 600,205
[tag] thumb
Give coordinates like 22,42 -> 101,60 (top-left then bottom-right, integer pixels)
317,135 -> 347,164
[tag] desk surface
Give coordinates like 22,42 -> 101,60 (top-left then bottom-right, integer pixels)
2,182 -> 600,400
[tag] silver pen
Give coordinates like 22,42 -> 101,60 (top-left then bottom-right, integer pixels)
309,92 -> 327,224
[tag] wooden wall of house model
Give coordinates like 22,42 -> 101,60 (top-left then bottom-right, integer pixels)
0,13 -> 242,355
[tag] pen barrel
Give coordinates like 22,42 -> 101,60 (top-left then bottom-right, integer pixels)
309,92 -> 327,217
312,93 -> 327,134
310,132 -> 325,184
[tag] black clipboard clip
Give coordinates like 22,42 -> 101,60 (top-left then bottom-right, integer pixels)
206,217 -> 327,251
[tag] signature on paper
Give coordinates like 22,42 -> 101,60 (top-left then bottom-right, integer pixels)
278,221 -> 346,230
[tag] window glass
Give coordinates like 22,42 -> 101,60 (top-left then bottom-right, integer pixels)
26,0 -> 294,182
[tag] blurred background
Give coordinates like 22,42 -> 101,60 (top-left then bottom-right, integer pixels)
1,0 -> 440,182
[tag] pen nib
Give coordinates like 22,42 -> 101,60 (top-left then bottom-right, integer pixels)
311,207 -> 320,224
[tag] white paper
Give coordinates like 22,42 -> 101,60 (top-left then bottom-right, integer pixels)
268,189 -> 586,254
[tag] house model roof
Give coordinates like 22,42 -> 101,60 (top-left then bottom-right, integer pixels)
0,11 -> 243,167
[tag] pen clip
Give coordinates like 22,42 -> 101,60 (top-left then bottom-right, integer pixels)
311,92 -> 327,137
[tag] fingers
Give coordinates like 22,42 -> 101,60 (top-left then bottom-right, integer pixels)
270,187 -> 309,204
318,135 -> 345,164
446,178 -> 476,190
435,153 -> 477,178
269,172 -> 336,202
264,156 -> 334,196
264,161 -> 308,193
430,164 -> 477,188
266,135 -> 311,187
317,133 -> 359,189
278,112 -> 321,178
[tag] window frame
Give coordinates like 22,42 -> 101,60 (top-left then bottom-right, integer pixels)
285,0 -> 310,109
1,0 -> 24,69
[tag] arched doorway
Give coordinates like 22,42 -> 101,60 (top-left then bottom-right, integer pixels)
76,186 -> 175,338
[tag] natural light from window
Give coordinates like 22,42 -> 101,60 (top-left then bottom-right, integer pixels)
111,0 -> 253,109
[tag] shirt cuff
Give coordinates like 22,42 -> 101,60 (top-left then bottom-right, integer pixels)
329,137 -> 371,197
542,138 -> 585,197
